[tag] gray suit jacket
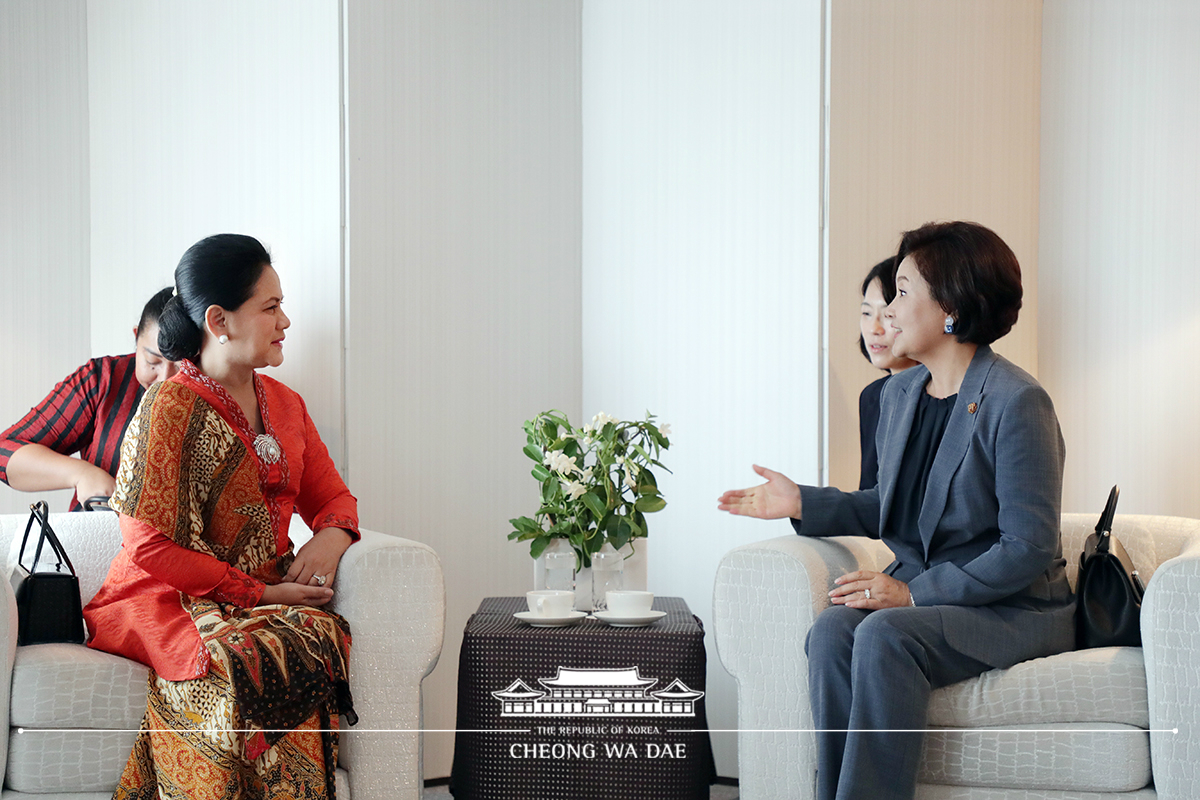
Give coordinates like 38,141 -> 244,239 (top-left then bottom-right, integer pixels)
797,345 -> 1075,667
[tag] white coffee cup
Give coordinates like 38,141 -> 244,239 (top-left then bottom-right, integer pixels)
527,590 -> 574,617
606,590 -> 654,616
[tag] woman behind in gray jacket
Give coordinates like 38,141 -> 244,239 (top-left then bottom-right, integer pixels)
719,221 -> 1073,800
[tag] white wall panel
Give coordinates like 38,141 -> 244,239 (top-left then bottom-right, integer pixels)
0,0 -> 90,514
344,0 -> 582,779
86,0 -> 343,460
582,0 -> 825,777
827,0 -> 1043,491
1041,0 -> 1200,516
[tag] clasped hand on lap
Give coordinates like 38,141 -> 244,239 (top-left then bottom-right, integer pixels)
718,464 -> 913,611
830,570 -> 912,610
260,581 -> 333,606
261,527 -> 354,607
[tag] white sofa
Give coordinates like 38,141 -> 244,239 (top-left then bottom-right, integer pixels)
0,509 -> 445,800
713,513 -> 1200,800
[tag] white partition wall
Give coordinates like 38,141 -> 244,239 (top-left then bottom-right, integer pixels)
1040,0 -> 1200,516
582,0 -> 825,776
85,0 -> 344,458
343,0 -> 583,778
0,0 -> 91,515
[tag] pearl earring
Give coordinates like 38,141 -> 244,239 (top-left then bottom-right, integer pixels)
218,334 -> 229,345
943,316 -> 955,335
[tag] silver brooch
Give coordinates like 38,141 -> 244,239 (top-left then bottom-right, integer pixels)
253,434 -> 282,464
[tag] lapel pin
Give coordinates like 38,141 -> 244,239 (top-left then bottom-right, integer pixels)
968,402 -> 978,414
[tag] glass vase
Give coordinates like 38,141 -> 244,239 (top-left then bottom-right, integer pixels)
590,541 -> 624,612
542,537 -> 576,593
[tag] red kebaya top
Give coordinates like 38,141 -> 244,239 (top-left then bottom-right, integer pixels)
83,362 -> 358,680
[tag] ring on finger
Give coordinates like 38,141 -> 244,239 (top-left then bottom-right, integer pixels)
314,574 -> 327,587
863,587 -> 871,600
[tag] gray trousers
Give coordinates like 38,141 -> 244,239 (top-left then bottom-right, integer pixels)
804,606 -> 990,800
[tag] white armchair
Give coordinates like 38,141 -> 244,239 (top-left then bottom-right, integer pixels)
0,510 -> 445,800
713,514 -> 1200,800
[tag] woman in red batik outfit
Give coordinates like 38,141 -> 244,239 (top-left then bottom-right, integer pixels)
84,234 -> 359,800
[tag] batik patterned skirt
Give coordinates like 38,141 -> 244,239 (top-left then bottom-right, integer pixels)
114,601 -> 355,800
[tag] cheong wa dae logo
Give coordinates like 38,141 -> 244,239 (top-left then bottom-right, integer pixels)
492,667 -> 703,717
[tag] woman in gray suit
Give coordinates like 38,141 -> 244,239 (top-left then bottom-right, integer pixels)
719,221 -> 1073,800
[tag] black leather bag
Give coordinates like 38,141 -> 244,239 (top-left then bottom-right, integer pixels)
9,501 -> 86,645
1076,486 -> 1145,649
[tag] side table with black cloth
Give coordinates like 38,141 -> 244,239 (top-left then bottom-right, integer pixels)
451,596 -> 716,800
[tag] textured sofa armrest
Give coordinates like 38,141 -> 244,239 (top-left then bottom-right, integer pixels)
1142,535 -> 1200,800
713,534 -> 891,800
329,528 -> 445,800
0,562 -> 16,784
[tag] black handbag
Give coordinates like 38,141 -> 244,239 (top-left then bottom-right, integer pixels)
1075,486 -> 1145,649
9,501 -> 86,645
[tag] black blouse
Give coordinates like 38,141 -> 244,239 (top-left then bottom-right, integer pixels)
884,389 -> 957,548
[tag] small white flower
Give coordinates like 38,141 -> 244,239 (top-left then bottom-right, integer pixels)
564,480 -> 588,501
544,451 -> 578,475
624,474 -> 637,489
614,455 -> 625,465
557,453 -> 581,475
582,423 -> 593,434
658,422 -> 672,437
580,467 -> 594,482
592,411 -> 617,428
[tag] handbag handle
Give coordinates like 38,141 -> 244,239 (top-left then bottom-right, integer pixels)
83,495 -> 114,512
20,501 -> 78,576
1093,485 -> 1120,555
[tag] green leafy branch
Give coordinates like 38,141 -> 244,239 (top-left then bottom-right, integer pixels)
508,410 -> 672,568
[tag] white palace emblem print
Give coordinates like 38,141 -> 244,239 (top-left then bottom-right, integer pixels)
492,666 -> 704,718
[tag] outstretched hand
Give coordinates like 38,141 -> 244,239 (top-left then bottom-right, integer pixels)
717,464 -> 802,520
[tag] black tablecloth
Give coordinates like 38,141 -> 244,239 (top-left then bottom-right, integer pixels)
450,596 -> 716,800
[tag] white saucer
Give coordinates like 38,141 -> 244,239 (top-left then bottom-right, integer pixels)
593,609 -> 667,627
514,610 -> 587,627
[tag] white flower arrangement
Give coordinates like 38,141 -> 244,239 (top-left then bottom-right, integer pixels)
509,410 -> 672,567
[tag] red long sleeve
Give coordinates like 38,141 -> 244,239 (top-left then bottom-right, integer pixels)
120,515 -> 265,607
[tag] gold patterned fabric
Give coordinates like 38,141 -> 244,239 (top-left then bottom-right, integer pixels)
88,368 -> 358,799
115,609 -> 345,800
110,378 -> 288,586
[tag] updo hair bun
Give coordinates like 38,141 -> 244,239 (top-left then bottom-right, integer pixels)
156,295 -> 203,362
160,233 -> 272,363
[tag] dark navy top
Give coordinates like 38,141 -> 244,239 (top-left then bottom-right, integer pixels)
884,388 -> 958,548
